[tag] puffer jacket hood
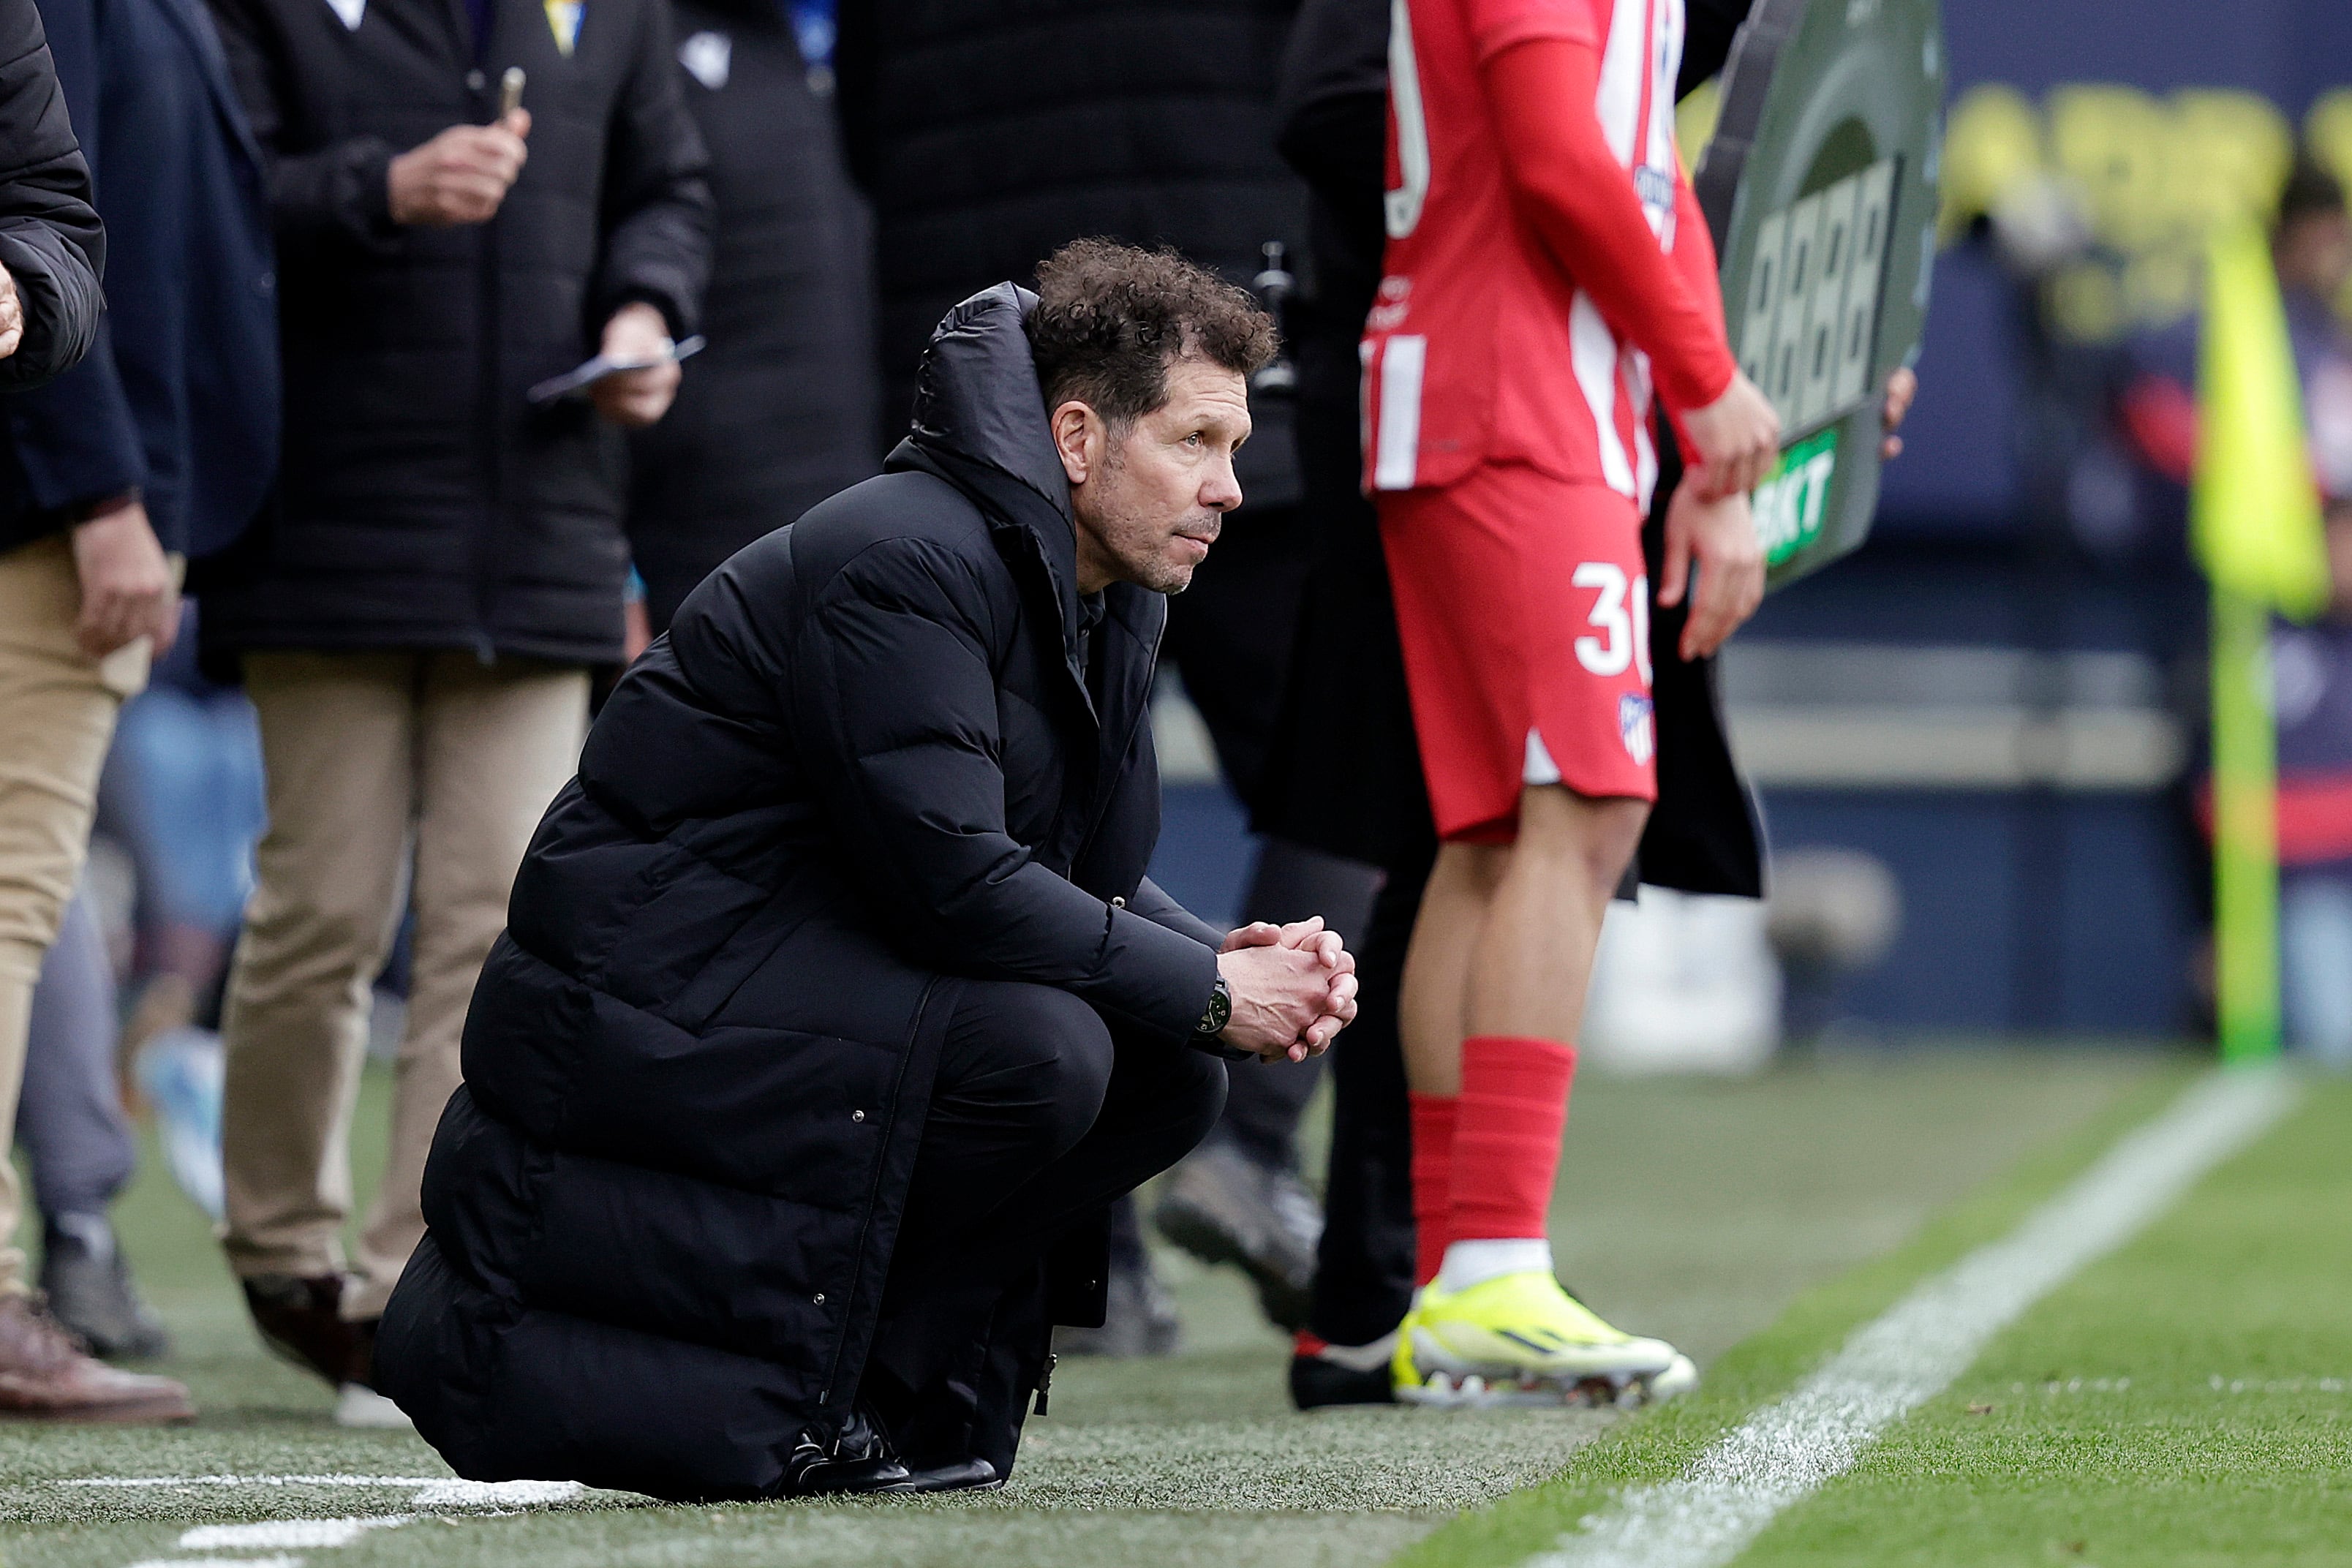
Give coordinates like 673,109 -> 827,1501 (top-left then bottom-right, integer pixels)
890,281 -> 1096,684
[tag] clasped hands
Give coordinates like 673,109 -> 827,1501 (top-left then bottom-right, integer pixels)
1214,916 -> 1359,1064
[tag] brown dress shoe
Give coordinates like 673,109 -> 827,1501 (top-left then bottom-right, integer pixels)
241,1273 -> 376,1388
0,1294 -> 194,1422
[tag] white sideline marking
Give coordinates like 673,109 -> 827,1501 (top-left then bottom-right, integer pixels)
410,1480 -> 585,1508
64,1477 -> 442,1490
126,1559 -> 303,1568
180,1518 -> 411,1550
59,1475 -> 587,1509
1529,1067 -> 2301,1568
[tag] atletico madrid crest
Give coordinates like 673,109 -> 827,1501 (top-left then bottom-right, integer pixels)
1618,693 -> 1656,766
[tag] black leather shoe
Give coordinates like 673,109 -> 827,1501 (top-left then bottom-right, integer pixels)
1289,1333 -> 1398,1409
775,1403 -> 913,1498
885,1457 -> 1001,1493
240,1273 -> 372,1388
779,1444 -> 913,1496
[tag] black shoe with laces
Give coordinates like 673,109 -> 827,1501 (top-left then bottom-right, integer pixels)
776,1401 -> 913,1497
39,1214 -> 170,1361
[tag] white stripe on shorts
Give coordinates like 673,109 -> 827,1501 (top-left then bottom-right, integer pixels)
1373,334 -> 1427,491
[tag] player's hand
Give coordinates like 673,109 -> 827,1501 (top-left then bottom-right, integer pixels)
589,301 -> 682,428
71,500 -> 179,659
1658,483 -> 1763,662
1881,366 -> 1918,460
1681,369 -> 1781,499
388,109 -> 530,226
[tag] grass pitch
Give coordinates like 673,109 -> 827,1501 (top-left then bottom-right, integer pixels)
10,1047 -> 2335,1568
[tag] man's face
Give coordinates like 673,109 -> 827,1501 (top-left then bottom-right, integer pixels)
1055,356 -> 1251,595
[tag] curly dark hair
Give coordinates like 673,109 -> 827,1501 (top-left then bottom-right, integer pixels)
1025,239 -> 1278,426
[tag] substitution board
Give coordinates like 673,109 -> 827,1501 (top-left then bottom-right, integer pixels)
1695,0 -> 1945,589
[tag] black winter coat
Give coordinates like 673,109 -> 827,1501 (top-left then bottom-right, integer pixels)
197,0 -> 712,666
3,0 -> 277,562
832,0 -> 1304,503
0,0 -> 105,409
625,0 -> 877,633
377,283 -> 1224,1501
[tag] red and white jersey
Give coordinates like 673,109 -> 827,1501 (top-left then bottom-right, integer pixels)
1361,0 -> 1692,500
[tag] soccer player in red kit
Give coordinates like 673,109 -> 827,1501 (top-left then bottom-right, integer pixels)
1361,0 -> 1782,1404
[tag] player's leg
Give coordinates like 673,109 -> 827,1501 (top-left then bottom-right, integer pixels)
1393,840 -> 1502,1293
1463,784 -> 1643,1041
1399,785 -> 1694,1406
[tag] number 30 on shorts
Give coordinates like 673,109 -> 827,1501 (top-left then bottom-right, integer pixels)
1572,562 -> 1652,687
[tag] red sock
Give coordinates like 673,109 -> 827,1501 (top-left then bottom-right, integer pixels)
1408,1092 -> 1458,1286
1450,1035 -> 1577,1243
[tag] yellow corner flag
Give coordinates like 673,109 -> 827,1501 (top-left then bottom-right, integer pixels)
2193,221 -> 2329,1063
2193,222 -> 2328,616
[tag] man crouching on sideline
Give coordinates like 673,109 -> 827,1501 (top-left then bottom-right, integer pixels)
375,241 -> 1357,1501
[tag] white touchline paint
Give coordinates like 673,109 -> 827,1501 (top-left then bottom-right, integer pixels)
124,1558 -> 303,1568
1528,1067 -> 2302,1568
63,1477 -> 443,1490
60,1476 -> 589,1509
180,1518 -> 412,1550
410,1480 -> 586,1508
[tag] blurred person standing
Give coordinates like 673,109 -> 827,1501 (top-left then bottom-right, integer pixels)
201,0 -> 711,1423
20,881 -> 168,1359
15,0 -> 285,1378
834,0 -> 1353,1352
626,0 -> 876,635
2123,156 -> 2352,1066
2253,159 -> 2352,1068
0,0 -> 196,1420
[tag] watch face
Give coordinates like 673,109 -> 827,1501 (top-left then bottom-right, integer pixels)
1202,980 -> 1232,1036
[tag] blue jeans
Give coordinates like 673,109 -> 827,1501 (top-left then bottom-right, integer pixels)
101,685 -> 265,938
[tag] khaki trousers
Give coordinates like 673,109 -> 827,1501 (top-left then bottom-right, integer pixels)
0,534 -> 151,1295
219,650 -> 587,1319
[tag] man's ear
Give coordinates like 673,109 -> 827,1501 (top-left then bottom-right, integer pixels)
1051,401 -> 1098,486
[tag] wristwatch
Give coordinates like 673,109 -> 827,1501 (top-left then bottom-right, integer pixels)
1193,973 -> 1233,1039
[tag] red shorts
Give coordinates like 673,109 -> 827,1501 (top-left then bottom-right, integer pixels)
1379,464 -> 1656,844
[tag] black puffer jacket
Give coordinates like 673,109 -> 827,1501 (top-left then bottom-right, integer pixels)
625,0 -> 878,633
197,0 -> 712,666
0,0 -> 104,408
377,283 -> 1222,1501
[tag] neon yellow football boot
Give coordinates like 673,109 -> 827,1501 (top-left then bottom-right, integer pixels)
1392,1271 -> 1698,1409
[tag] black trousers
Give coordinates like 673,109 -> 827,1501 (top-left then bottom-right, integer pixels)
862,981 -> 1226,1470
